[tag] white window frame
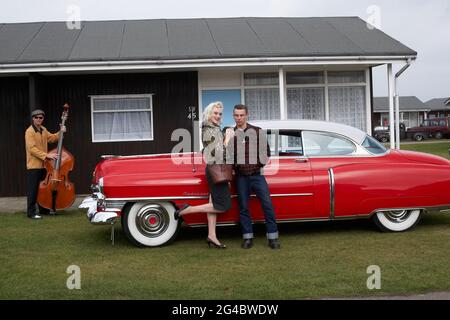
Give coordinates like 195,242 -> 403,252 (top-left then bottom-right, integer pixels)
90,93 -> 154,143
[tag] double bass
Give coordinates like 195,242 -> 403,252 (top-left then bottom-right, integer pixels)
37,103 -> 75,212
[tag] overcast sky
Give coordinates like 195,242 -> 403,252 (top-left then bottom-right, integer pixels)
1,0 -> 449,101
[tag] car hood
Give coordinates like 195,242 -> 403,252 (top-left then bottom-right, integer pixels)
396,150 -> 450,165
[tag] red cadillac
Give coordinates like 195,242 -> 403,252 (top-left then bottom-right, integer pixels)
79,120 -> 450,247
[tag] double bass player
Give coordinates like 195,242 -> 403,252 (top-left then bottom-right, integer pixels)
25,109 -> 66,219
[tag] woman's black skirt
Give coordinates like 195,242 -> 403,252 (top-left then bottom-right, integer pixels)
205,167 -> 231,212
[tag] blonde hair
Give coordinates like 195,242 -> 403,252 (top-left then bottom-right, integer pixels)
202,101 -> 224,125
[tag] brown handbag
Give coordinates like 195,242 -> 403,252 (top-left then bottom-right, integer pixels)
207,164 -> 233,184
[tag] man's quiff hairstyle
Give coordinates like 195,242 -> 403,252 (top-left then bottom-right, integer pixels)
233,104 -> 248,114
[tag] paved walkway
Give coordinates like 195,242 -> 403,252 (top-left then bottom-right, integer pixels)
0,195 -> 88,213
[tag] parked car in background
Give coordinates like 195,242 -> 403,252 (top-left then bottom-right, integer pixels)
406,117 -> 450,141
79,120 -> 450,247
373,123 -> 406,143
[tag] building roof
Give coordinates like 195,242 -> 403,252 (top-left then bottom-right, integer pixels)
0,17 -> 417,65
425,98 -> 450,111
373,96 -> 429,112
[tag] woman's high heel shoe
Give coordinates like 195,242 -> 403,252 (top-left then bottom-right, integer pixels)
206,237 -> 227,249
174,204 -> 189,220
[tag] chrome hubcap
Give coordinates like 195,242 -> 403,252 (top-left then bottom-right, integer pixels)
384,210 -> 412,223
135,204 -> 169,238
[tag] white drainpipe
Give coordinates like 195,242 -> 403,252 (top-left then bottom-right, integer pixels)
394,59 -> 412,149
387,64 -> 395,149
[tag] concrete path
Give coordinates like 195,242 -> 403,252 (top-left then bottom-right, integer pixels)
0,195 -> 88,213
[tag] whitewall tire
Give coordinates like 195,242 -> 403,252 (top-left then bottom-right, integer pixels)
122,201 -> 181,247
373,209 -> 422,232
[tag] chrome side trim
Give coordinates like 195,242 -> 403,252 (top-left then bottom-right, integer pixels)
269,193 -> 314,197
332,214 -> 371,220
328,168 -> 335,220
107,193 -> 314,202
108,196 -> 210,201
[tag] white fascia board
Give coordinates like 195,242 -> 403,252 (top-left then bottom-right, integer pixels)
0,55 -> 416,74
373,109 -> 431,113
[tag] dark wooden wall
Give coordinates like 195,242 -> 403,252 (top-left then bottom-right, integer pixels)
1,71 -> 198,196
0,76 -> 29,197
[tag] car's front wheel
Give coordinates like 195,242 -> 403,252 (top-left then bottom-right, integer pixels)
372,209 -> 422,232
122,201 -> 181,247
413,133 -> 425,141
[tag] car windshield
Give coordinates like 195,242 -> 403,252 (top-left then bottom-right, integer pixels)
362,135 -> 388,154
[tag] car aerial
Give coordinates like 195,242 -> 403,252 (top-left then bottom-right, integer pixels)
406,117 -> 450,141
79,120 -> 450,247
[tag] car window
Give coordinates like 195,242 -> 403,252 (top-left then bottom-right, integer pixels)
266,130 -> 303,156
439,120 -> 446,126
362,135 -> 388,155
302,131 -> 356,156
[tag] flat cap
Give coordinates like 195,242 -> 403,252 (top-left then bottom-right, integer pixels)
31,109 -> 45,117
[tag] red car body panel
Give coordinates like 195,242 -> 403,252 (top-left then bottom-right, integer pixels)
93,149 -> 450,226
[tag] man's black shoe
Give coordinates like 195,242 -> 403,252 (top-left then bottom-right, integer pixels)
241,239 -> 253,249
268,239 -> 281,250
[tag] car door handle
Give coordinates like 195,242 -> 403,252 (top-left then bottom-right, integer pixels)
295,159 -> 309,163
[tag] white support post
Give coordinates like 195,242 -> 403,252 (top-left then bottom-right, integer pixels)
387,64 -> 395,149
395,94 -> 400,149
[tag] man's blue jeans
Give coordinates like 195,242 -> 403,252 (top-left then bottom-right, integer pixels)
236,174 -> 279,240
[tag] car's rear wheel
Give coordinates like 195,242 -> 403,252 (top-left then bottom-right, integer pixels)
122,201 -> 181,247
372,209 -> 422,232
380,136 -> 389,143
434,131 -> 443,139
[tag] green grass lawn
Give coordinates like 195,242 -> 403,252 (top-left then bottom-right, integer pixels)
400,141 -> 450,160
0,210 -> 449,299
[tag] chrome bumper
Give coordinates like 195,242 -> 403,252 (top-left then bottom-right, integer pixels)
79,193 -> 119,225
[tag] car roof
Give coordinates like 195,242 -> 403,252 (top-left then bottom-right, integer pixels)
249,120 -> 368,145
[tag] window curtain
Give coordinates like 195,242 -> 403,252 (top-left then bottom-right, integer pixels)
402,112 -> 419,128
244,88 -> 280,120
287,87 -> 325,120
329,87 -> 366,132
93,97 -> 152,141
